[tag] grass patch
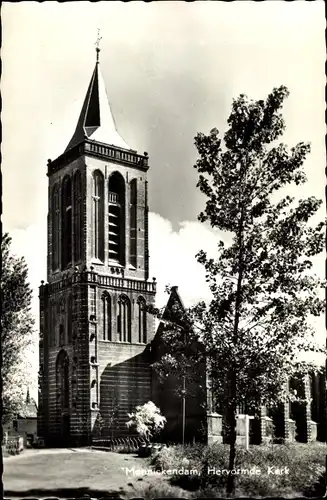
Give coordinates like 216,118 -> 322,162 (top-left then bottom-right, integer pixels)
152,442 -> 326,497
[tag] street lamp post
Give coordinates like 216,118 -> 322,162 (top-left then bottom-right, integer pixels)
182,375 -> 186,446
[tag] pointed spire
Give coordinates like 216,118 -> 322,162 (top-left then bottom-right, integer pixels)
65,38 -> 130,153
26,387 -> 30,404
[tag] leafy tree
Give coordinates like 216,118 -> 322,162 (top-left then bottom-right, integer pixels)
1,233 -> 35,426
152,86 -> 325,495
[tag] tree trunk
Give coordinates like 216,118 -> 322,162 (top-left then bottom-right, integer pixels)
226,203 -> 245,495
226,372 -> 237,495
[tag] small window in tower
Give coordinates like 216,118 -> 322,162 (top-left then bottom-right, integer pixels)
101,292 -> 112,341
137,296 -> 147,344
108,172 -> 125,265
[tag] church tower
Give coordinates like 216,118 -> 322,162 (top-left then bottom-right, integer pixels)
38,46 -> 156,446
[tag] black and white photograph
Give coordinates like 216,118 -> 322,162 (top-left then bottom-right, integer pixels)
2,1 -> 326,498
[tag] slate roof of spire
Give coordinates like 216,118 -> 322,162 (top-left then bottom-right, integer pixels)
65,59 -> 130,152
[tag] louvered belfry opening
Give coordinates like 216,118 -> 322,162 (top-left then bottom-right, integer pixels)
108,172 -> 125,264
61,176 -> 72,269
129,179 -> 137,267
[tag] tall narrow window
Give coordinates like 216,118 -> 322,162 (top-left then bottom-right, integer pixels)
108,173 -> 125,264
67,295 -> 72,343
101,292 -> 112,341
118,295 -> 131,343
59,324 -> 65,346
73,171 -> 82,262
130,179 -> 137,267
49,300 -> 55,347
137,296 -> 147,344
92,170 -> 104,261
61,176 -> 72,269
56,350 -> 70,410
52,185 -> 60,270
90,286 -> 96,317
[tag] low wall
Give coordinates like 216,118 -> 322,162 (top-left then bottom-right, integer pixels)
3,434 -> 24,455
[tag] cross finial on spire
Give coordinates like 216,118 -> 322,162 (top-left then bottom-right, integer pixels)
95,28 -> 102,63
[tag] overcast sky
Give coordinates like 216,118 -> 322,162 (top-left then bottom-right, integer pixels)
2,2 -> 325,393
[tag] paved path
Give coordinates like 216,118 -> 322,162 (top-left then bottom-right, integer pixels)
3,447 -> 178,498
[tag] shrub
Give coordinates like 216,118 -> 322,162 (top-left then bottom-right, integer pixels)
127,482 -> 188,500
126,401 -> 166,443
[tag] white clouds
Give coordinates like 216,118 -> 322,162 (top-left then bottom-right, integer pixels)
149,212 -> 220,308
9,222 -> 47,320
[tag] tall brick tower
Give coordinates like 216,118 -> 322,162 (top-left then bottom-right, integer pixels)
38,46 -> 156,446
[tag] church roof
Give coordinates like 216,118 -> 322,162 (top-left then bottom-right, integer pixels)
65,55 -> 130,152
162,286 -> 186,321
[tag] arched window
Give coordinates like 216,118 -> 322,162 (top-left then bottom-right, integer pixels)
101,292 -> 112,341
67,295 -> 72,343
108,172 -> 125,264
52,185 -> 60,270
61,176 -> 72,269
73,171 -> 82,262
130,179 -> 137,267
137,296 -> 147,344
92,170 -> 104,261
118,295 -> 131,343
56,350 -> 70,410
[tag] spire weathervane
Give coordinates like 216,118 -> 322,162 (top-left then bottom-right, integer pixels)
95,28 -> 102,63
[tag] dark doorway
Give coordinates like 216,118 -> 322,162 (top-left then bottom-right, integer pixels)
62,414 -> 70,443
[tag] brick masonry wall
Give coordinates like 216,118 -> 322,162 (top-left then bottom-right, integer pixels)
92,283 -> 156,437
39,280 -> 91,445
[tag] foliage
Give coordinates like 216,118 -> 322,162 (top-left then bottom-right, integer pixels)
126,401 -> 167,442
152,442 -> 326,498
152,442 -> 205,472
194,85 -> 325,407
151,86 -> 325,493
1,233 -> 35,424
126,483 -> 188,500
